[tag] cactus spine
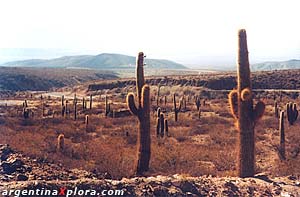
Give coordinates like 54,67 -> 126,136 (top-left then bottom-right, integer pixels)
286,102 -> 298,125
126,52 -> 151,175
228,29 -> 265,178
279,111 -> 285,160
173,94 -> 182,122
57,134 -> 64,152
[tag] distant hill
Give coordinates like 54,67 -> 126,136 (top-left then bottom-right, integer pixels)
251,59 -> 300,71
1,53 -> 187,70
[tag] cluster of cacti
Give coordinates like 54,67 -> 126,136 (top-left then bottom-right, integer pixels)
228,29 -> 265,178
286,102 -> 298,125
279,111 -> 285,160
22,100 -> 30,119
57,134 -> 65,152
173,94 -> 182,122
156,108 -> 168,137
126,52 -> 151,175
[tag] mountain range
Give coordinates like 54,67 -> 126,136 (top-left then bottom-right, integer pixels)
0,53 -> 187,70
251,59 -> 300,71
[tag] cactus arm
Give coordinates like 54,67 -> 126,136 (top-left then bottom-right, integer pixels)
241,88 -> 252,101
127,93 -> 138,116
141,85 -> 150,113
228,90 -> 238,119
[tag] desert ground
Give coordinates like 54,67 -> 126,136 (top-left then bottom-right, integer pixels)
0,70 -> 300,196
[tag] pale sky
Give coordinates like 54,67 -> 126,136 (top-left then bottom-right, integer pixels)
0,0 -> 299,67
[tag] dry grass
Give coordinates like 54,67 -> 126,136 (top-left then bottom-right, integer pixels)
0,90 -> 300,179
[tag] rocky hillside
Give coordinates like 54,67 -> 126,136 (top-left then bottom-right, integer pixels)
0,67 -> 117,91
88,69 -> 300,91
1,144 -> 299,196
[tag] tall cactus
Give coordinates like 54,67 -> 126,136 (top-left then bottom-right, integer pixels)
286,102 -> 298,125
173,94 -> 182,122
228,29 -> 265,178
126,52 -> 151,175
279,111 -> 285,160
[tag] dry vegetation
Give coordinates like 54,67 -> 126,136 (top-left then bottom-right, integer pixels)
0,84 -> 299,180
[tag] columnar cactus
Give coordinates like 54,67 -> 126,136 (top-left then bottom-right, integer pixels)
90,95 -> 93,109
195,96 -> 201,111
156,112 -> 168,138
274,101 -> 279,118
85,115 -> 89,132
105,95 -> 111,117
286,102 -> 298,125
57,134 -> 65,152
279,111 -> 285,160
82,97 -> 86,110
173,94 -> 182,122
156,85 -> 160,107
61,95 -> 64,107
228,29 -> 265,178
164,95 -> 167,106
126,52 -> 151,175
74,99 -> 77,121
165,119 -> 168,137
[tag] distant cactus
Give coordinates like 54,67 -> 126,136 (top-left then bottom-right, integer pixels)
279,111 -> 285,160
165,119 -> 169,137
173,94 -> 182,122
228,29 -> 265,178
82,97 -> 86,110
156,112 -> 168,138
105,95 -> 111,117
57,134 -> 65,152
61,105 -> 66,117
85,115 -> 89,131
156,85 -> 160,107
164,95 -> 167,106
195,96 -> 201,111
74,99 -> 77,121
61,95 -> 64,106
274,101 -> 279,118
23,108 -> 29,119
286,102 -> 298,125
89,95 -> 93,109
126,52 -> 151,175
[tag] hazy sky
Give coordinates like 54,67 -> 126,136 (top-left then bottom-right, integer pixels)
0,0 -> 299,67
